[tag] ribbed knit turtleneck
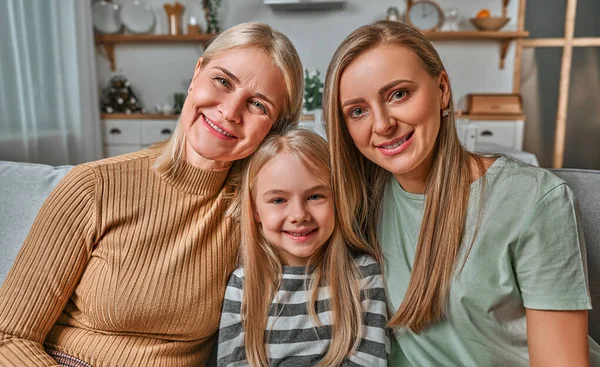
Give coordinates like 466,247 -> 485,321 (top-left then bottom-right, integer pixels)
0,147 -> 240,367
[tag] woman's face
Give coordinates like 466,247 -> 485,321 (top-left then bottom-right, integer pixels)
181,47 -> 287,170
339,45 -> 450,191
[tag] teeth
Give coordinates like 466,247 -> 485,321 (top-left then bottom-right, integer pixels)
205,115 -> 234,137
288,230 -> 313,237
381,133 -> 411,149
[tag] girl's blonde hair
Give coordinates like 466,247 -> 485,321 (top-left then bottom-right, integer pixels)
240,128 -> 376,366
154,22 -> 304,175
323,20 -> 483,333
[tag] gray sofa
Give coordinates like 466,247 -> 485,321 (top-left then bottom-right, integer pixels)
1,161 -> 599,344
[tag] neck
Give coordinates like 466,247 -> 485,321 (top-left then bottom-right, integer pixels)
185,143 -> 232,172
393,149 -> 435,194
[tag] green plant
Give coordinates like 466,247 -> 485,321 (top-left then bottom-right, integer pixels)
304,69 -> 323,111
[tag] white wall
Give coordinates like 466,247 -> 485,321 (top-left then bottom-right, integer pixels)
97,0 -> 520,111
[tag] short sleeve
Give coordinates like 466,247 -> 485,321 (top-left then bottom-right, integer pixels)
513,183 -> 591,310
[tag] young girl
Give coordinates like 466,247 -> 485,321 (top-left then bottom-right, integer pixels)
217,128 -> 389,367
324,20 -> 600,366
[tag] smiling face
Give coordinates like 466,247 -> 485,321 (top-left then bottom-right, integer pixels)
339,45 -> 450,192
253,152 -> 335,266
180,47 -> 287,170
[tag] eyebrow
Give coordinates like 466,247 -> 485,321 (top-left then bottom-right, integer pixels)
213,66 -> 276,109
262,184 -> 330,197
341,79 -> 413,108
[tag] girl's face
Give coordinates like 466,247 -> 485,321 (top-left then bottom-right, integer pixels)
181,47 -> 287,170
339,45 -> 450,192
253,153 -> 335,266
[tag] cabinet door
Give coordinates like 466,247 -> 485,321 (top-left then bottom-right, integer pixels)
141,119 -> 178,146
102,120 -> 142,145
474,121 -> 524,151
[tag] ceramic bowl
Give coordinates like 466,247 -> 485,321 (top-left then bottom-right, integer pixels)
469,16 -> 510,31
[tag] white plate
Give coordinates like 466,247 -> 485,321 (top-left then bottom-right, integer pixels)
120,0 -> 155,34
92,1 -> 122,34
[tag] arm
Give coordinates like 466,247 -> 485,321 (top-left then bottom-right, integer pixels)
513,183 -> 592,366
526,309 -> 589,367
216,270 -> 244,367
348,257 -> 390,367
0,165 -> 97,366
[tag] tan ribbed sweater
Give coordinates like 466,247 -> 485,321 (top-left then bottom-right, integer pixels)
0,148 -> 239,367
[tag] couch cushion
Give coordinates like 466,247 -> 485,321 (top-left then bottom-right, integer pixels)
0,161 -> 72,284
551,168 -> 600,341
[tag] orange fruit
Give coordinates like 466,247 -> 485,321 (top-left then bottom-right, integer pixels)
476,9 -> 491,18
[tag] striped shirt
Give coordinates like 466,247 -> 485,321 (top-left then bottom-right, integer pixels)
217,254 -> 389,366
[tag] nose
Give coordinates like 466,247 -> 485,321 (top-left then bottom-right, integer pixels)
219,93 -> 244,124
372,109 -> 396,135
288,200 -> 311,224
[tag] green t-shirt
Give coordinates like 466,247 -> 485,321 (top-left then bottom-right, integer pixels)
380,156 -> 600,366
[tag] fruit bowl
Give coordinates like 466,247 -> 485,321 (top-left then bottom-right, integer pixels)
469,16 -> 510,31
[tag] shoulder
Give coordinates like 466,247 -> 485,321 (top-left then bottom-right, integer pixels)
227,267 -> 245,288
483,155 -> 570,204
353,254 -> 383,282
81,147 -> 159,176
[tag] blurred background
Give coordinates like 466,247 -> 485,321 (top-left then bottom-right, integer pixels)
0,0 -> 598,169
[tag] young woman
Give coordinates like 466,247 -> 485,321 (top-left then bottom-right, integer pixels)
0,22 -> 303,367
217,128 -> 389,367
323,21 -> 600,366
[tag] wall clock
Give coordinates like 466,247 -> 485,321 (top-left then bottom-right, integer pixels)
405,0 -> 444,32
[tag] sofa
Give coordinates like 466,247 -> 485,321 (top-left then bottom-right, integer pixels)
1,161 -> 600,347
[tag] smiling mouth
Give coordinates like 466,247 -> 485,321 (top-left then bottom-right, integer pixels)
203,114 -> 236,138
285,229 -> 317,237
378,132 -> 414,149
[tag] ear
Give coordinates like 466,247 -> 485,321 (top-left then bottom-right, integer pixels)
253,208 -> 261,223
437,71 -> 451,110
189,57 -> 204,90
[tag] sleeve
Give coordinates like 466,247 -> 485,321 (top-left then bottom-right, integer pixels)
217,269 -> 245,367
0,164 -> 98,366
513,183 -> 592,310
347,257 -> 390,367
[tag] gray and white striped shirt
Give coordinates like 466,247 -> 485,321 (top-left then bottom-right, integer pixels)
217,254 -> 389,366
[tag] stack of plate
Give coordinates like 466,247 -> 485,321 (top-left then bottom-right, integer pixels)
93,0 -> 155,34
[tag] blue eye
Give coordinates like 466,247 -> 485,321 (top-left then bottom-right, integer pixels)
391,90 -> 408,100
215,76 -> 229,87
349,107 -> 366,118
270,198 -> 285,204
308,194 -> 323,201
251,100 -> 267,113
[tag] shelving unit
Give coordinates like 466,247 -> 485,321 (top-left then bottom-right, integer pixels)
424,31 -> 530,69
102,113 -> 318,121
94,33 -> 218,71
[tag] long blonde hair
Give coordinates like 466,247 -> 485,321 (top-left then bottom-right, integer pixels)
154,22 -> 304,176
240,128 -> 375,366
323,21 -> 483,333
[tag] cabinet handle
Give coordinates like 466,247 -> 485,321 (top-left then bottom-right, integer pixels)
481,130 -> 493,136
109,128 -> 122,135
161,128 -> 172,135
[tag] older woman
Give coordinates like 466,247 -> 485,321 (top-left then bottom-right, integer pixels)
0,22 -> 303,367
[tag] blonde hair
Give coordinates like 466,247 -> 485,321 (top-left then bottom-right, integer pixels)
240,128 -> 375,366
154,22 -> 304,175
323,21 -> 484,333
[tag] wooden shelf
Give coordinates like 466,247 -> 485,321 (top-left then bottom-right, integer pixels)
94,33 -> 218,71
424,31 -> 530,69
101,113 -> 179,120
461,113 -> 525,121
424,31 -> 529,40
